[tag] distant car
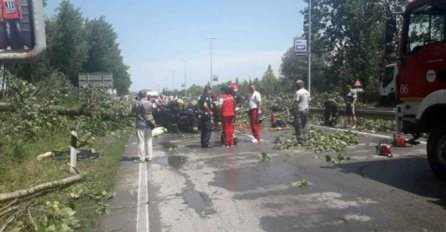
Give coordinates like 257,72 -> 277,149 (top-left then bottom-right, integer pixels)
146,90 -> 159,100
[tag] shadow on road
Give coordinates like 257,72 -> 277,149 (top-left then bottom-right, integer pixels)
120,156 -> 139,162
336,157 -> 446,208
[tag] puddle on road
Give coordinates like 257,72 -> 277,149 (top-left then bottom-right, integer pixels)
155,155 -> 188,170
182,179 -> 216,218
158,142 -> 179,154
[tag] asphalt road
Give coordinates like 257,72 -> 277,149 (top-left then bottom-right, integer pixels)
100,127 -> 446,232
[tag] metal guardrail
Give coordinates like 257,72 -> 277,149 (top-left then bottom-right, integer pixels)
310,107 -> 396,120
0,102 -> 396,120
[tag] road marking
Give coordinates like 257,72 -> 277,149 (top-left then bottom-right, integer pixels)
136,163 -> 149,232
313,125 -> 427,145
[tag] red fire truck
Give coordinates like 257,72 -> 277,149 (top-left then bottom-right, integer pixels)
395,0 -> 446,180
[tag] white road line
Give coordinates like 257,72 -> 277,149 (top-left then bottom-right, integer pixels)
313,125 -> 427,145
144,163 -> 149,232
136,163 -> 149,232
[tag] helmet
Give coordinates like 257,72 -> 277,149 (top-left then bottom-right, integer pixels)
229,83 -> 238,92
137,89 -> 147,99
176,99 -> 185,107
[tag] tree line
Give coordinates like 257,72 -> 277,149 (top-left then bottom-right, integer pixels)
281,0 -> 409,101
7,0 -> 131,95
174,0 -> 409,103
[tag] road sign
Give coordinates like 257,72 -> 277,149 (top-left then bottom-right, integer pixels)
78,73 -> 113,88
294,38 -> 307,56
0,0 -> 46,61
354,79 -> 363,88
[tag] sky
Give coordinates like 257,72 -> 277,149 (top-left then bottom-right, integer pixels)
46,0 -> 306,92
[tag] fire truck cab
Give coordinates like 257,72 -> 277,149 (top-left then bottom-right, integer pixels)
396,0 -> 446,180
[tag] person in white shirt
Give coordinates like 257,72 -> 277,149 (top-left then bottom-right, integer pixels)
248,85 -> 262,143
132,90 -> 155,162
293,80 -> 310,145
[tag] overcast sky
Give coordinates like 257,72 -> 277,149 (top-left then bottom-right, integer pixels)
46,0 -> 306,91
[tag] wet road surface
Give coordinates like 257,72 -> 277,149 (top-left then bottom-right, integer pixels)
100,128 -> 446,232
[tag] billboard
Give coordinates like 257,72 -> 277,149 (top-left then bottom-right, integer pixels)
294,38 -> 307,56
0,0 -> 46,61
78,73 -> 113,89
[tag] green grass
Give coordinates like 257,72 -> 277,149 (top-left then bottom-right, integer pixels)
0,127 -> 131,231
72,130 -> 131,231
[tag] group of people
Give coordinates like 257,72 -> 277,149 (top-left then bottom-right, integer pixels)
132,78 -> 356,162
198,83 -> 263,148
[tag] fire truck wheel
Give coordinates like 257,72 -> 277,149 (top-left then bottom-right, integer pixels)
427,129 -> 446,182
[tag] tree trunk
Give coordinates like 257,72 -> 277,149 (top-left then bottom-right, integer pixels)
0,174 -> 84,202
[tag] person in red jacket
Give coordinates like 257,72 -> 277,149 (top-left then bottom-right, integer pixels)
220,87 -> 236,147
0,0 -> 27,51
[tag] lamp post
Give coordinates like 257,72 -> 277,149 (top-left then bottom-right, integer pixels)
206,37 -> 216,87
172,70 -> 175,91
182,59 -> 188,96
308,0 -> 312,93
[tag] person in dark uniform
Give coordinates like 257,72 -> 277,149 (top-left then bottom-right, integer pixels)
199,86 -> 213,148
324,98 -> 338,126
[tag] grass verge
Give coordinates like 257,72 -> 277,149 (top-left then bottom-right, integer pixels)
0,127 -> 132,231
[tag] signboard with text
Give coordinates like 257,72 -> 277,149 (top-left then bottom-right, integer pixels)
294,38 -> 307,56
78,73 -> 113,89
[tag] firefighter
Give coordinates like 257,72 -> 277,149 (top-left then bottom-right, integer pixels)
248,85 -> 262,143
198,86 -> 213,148
229,83 -> 239,145
220,87 -> 236,147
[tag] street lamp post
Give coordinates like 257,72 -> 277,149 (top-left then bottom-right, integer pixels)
182,59 -> 188,96
308,0 -> 312,93
172,70 -> 175,91
206,37 -> 216,87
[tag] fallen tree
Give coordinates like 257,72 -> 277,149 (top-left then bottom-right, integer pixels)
0,174 -> 84,203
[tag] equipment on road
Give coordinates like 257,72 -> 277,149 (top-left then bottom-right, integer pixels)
392,0 -> 446,180
377,141 -> 393,158
392,135 -> 410,147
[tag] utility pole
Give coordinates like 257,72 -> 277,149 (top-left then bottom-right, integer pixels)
0,65 -> 4,98
172,70 -> 175,91
206,37 -> 216,87
308,0 -> 312,93
182,59 -> 188,96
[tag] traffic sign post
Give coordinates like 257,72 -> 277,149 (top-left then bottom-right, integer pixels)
294,38 -> 307,56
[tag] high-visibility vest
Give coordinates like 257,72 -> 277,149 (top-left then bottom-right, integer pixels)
220,94 -> 235,117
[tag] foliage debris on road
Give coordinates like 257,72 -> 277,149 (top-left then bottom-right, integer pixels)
274,129 -> 358,153
308,129 -> 358,153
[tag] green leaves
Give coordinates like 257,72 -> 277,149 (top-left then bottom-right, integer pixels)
274,135 -> 300,150
38,201 -> 80,232
325,153 -> 352,164
290,179 -> 311,188
357,119 -> 396,133
308,129 -> 358,153
259,152 -> 272,163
